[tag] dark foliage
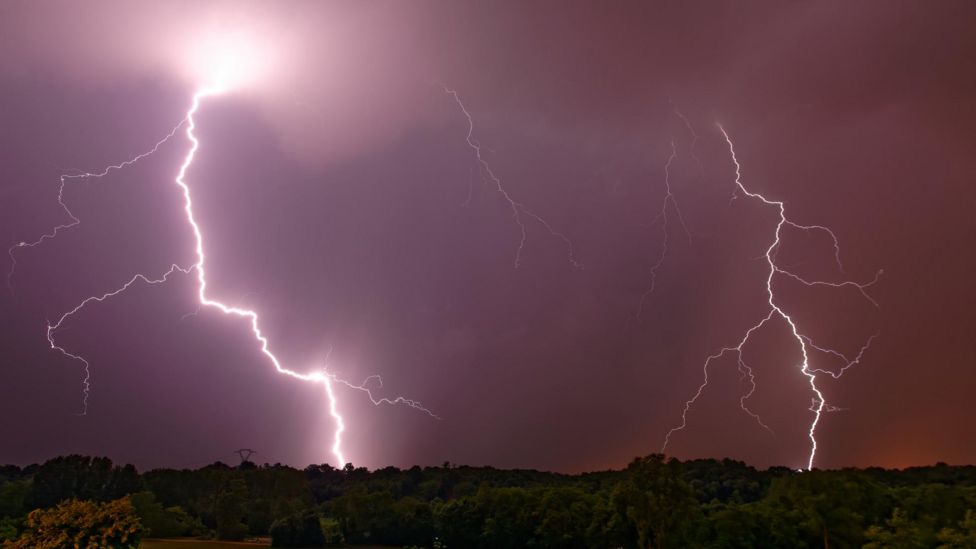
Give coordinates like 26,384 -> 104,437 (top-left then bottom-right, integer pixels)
2,454 -> 976,548
269,508 -> 325,547
27,455 -> 141,510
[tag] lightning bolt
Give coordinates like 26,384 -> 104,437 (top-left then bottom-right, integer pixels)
326,373 -> 441,420
662,124 -> 881,470
13,87 -> 437,468
6,123 -> 186,292
635,138 -> 691,319
445,88 -> 582,270
670,101 -> 705,180
46,264 -> 192,416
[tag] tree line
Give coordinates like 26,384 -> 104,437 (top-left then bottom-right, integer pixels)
1,454 -> 976,547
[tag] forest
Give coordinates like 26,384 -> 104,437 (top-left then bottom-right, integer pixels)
1,454 -> 975,548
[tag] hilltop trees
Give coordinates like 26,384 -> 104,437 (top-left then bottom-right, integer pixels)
27,456 -> 140,510
2,454 -> 976,547
611,455 -> 699,549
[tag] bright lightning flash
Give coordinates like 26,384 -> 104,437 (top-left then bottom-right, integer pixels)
662,124 -> 882,470
187,32 -> 270,94
11,41 -> 437,468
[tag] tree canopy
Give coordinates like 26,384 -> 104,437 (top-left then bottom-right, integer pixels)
2,454 -> 976,548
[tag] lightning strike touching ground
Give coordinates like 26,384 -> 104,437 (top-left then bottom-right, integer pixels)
172,88 -> 436,465
445,87 -> 582,269
661,124 -> 882,470
16,86 -> 437,467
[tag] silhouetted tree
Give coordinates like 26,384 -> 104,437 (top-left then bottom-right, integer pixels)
27,456 -> 141,510
611,454 -> 699,548
214,478 -> 248,541
269,508 -> 325,547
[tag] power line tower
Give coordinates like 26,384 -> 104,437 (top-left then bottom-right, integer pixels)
234,448 -> 257,465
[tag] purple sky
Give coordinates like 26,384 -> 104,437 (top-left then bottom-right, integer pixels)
2,1 -> 975,472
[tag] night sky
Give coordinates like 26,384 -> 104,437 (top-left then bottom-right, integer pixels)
2,1 -> 974,473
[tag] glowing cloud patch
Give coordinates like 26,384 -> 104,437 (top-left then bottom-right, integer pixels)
186,31 -> 272,93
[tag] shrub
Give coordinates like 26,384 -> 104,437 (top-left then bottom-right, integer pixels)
270,508 -> 325,547
4,496 -> 142,548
